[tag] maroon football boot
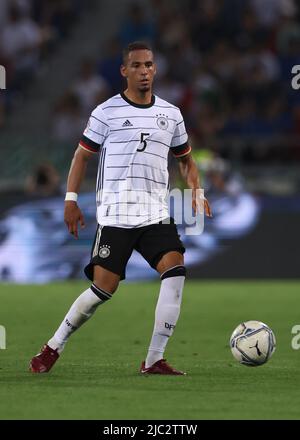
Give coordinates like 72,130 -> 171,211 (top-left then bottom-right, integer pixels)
140,359 -> 186,375
29,344 -> 59,373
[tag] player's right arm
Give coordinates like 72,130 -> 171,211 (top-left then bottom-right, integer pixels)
64,106 -> 109,238
64,146 -> 94,239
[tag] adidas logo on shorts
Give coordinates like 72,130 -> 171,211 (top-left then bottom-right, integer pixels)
122,119 -> 133,127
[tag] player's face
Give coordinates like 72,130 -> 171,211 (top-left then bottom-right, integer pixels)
121,50 -> 156,93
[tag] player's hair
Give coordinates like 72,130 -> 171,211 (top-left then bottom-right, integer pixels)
122,41 -> 153,64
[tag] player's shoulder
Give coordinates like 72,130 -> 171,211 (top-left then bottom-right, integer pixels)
100,94 -> 124,109
154,95 -> 182,117
92,94 -> 123,116
154,95 -> 179,109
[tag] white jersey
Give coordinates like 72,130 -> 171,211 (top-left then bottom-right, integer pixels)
79,92 -> 191,228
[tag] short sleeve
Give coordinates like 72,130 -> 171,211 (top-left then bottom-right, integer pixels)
79,107 -> 109,153
170,111 -> 191,158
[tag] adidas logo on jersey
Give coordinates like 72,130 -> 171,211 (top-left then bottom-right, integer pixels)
122,119 -> 133,127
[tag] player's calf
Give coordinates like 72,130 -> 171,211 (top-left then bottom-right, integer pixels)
29,283 -> 113,373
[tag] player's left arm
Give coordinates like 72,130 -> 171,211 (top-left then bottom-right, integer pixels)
177,152 -> 212,218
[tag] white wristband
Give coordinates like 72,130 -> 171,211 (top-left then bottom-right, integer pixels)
65,192 -> 78,202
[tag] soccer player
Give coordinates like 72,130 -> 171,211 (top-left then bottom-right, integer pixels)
29,41 -> 212,375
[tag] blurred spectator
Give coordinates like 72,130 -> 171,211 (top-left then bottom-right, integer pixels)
52,91 -> 86,141
204,156 -> 244,197
0,0 -> 10,28
119,3 -> 156,46
72,59 -> 110,115
32,0 -> 80,39
0,0 -> 91,130
1,5 -> 43,87
157,9 -> 189,50
189,0 -> 226,53
261,96 -> 293,135
0,97 -> 5,129
250,0 -> 297,28
97,38 -> 123,94
150,49 -> 168,80
166,37 -> 200,83
154,72 -> 188,107
234,5 -> 266,50
25,162 -> 62,197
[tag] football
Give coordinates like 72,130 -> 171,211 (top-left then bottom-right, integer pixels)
230,320 -> 276,366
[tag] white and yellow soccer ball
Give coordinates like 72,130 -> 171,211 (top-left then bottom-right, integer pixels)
230,320 -> 276,366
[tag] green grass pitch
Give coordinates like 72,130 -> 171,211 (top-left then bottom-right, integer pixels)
0,280 -> 299,420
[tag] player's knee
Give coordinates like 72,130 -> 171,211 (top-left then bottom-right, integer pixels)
160,265 -> 186,280
156,251 -> 184,274
92,265 -> 120,294
92,279 -> 119,295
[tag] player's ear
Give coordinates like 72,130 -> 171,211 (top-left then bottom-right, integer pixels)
153,63 -> 157,77
120,65 -> 127,78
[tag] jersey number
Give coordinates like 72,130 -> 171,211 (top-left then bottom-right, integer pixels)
137,132 -> 150,152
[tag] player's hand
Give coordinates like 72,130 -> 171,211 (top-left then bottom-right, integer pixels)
64,201 -> 85,239
192,189 -> 213,218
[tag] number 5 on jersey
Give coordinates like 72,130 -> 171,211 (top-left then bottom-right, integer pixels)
137,132 -> 150,152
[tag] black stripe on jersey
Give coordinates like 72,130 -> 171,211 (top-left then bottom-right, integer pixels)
80,135 -> 101,152
127,176 -> 166,185
102,105 -> 130,110
101,148 -> 106,191
107,116 -> 177,122
106,178 -> 127,181
108,153 -> 135,156
172,132 -> 187,139
106,166 -> 129,169
103,189 -> 153,194
105,211 -> 165,217
98,148 -> 106,204
109,139 -> 169,149
110,140 -> 140,144
138,215 -> 168,226
96,148 -> 104,204
87,127 -> 107,137
176,120 -> 184,126
148,139 -> 169,149
103,201 -> 138,206
143,151 -> 167,161
130,162 -> 167,172
91,115 -> 109,127
154,105 -> 178,110
103,201 -> 162,206
110,127 -> 158,132
95,150 -> 101,204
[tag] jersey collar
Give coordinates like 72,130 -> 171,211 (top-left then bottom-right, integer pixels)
120,91 -> 155,108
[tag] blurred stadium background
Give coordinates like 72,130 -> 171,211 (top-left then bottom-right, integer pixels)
0,0 -> 299,282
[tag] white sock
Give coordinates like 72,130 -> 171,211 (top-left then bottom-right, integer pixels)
145,270 -> 185,368
48,284 -> 112,354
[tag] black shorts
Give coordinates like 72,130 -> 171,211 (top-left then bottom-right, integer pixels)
84,218 -> 185,281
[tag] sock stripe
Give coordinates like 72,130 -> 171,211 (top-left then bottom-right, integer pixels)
160,265 -> 186,280
91,284 -> 112,301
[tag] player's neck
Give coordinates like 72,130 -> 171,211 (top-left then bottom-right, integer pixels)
123,89 -> 153,106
